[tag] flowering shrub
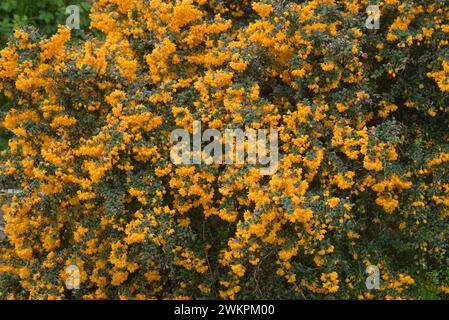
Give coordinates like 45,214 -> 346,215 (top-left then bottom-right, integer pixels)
0,0 -> 92,151
1,0 -> 449,300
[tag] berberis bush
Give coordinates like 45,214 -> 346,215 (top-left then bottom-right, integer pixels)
1,0 -> 449,300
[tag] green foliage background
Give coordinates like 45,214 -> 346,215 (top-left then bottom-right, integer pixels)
0,0 -> 92,45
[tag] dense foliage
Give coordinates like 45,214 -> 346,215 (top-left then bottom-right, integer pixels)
1,0 -> 449,300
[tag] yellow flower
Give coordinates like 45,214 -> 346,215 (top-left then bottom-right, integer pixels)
252,2 -> 273,19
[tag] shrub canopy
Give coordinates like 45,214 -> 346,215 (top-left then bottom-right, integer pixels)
1,0 -> 449,299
